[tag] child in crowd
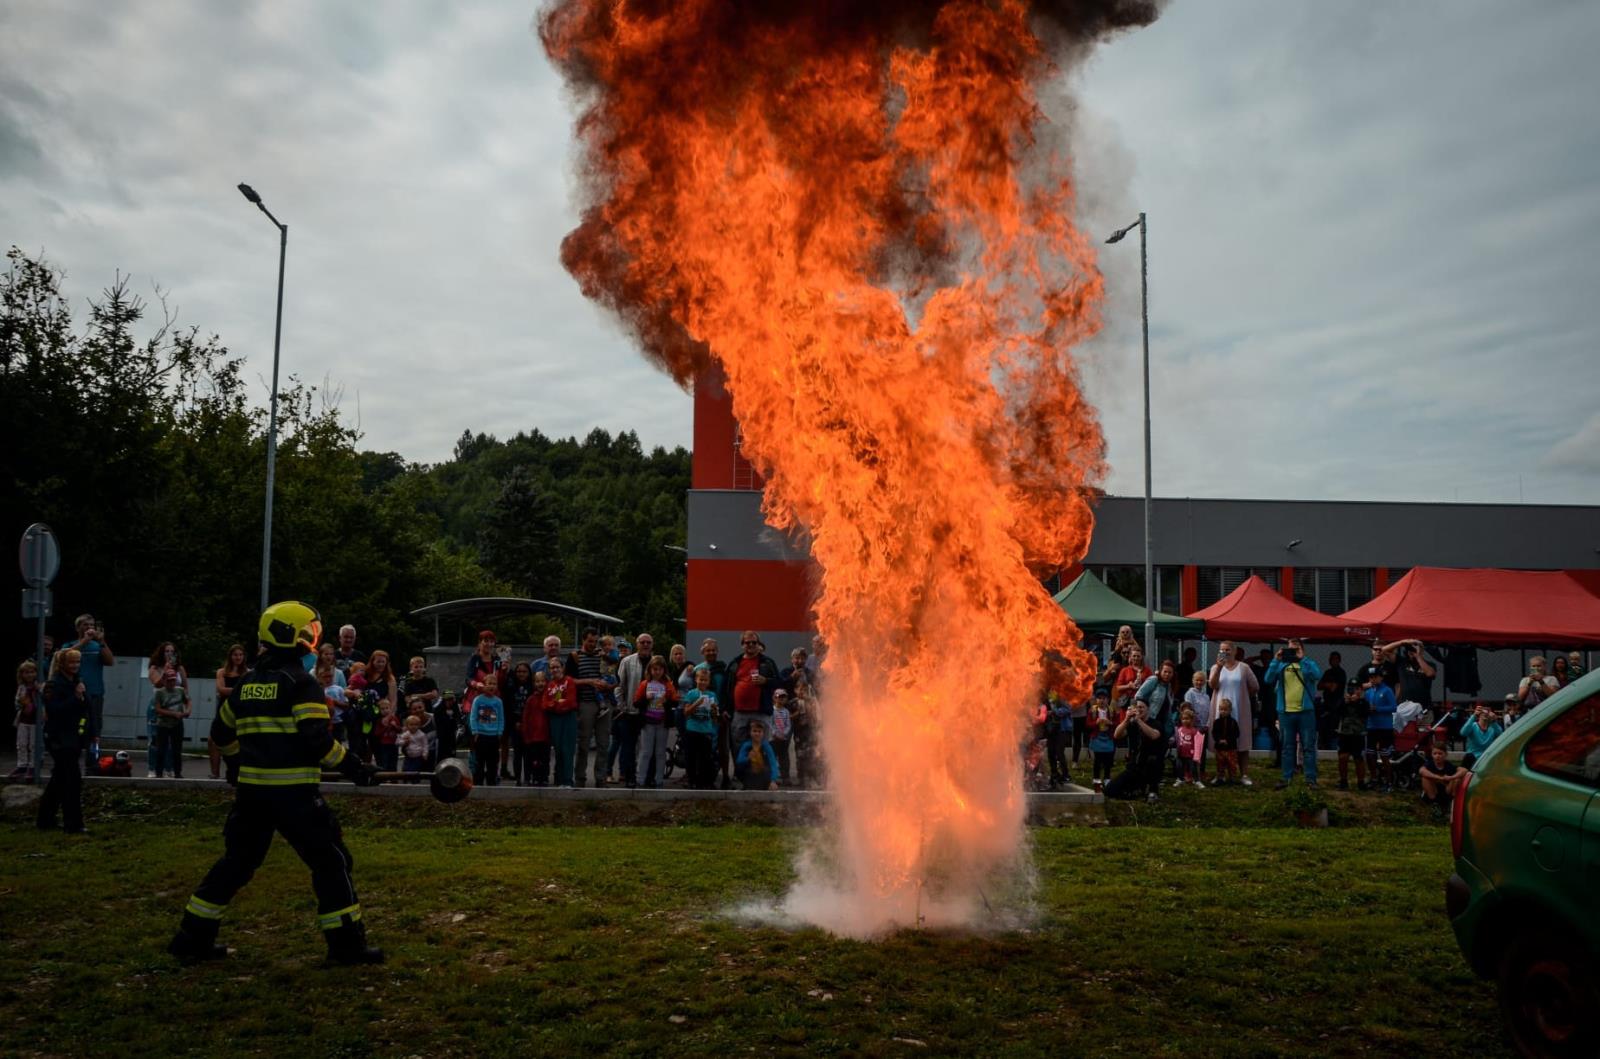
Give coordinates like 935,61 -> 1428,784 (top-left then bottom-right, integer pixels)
319,663 -> 349,744
769,689 -> 793,786
1335,680 -> 1370,790
790,669 -> 820,790
1363,670 -> 1398,792
1045,692 -> 1072,790
398,715 -> 430,781
12,660 -> 41,780
1210,698 -> 1241,785
1183,671 -> 1212,779
406,697 -> 438,764
681,665 -> 720,790
521,669 -> 551,786
1173,707 -> 1205,788
346,663 -> 374,763
152,667 -> 191,778
734,718 -> 780,791
1418,743 -> 1465,814
633,655 -> 677,789
1088,713 -> 1116,794
376,702 -> 402,772
433,691 -> 461,763
470,674 -> 505,786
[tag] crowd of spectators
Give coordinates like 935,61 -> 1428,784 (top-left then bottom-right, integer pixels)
1051,626 -> 1588,807
101,623 -> 830,792
11,613 -> 1591,813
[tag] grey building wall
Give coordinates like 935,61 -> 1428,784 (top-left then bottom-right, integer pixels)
690,490 -> 1600,571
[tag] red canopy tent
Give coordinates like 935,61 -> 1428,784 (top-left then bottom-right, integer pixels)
1335,567 -> 1600,647
1185,575 -> 1362,643
1567,569 -> 1600,600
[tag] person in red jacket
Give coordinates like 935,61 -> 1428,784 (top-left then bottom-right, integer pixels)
542,658 -> 580,788
521,670 -> 552,786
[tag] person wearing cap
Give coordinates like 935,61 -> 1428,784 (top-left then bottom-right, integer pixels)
151,667 -> 191,778
1501,691 -> 1524,727
168,601 -> 383,966
769,688 -> 794,785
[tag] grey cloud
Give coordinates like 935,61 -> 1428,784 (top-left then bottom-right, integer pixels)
0,0 -> 1595,505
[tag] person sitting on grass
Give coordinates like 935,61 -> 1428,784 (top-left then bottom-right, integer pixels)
734,718 -> 780,791
1209,698 -> 1241,786
1172,707 -> 1204,788
1418,743 -> 1465,814
1106,700 -> 1164,803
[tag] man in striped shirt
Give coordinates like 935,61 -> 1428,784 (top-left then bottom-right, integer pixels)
567,627 -> 611,787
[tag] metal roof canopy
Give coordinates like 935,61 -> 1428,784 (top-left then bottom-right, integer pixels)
410,597 -> 627,647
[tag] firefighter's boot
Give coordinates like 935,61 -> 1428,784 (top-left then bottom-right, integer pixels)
324,922 -> 384,966
168,913 -> 229,964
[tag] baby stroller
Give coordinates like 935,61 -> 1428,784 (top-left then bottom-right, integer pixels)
1390,701 -> 1446,791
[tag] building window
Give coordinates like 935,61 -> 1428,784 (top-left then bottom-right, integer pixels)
1091,566 -> 1183,615
1196,567 -> 1281,609
1289,568 -> 1377,615
1293,569 -> 1317,610
1346,568 -> 1375,609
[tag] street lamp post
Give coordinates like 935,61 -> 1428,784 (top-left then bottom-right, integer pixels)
1106,212 -> 1154,663
237,183 -> 287,613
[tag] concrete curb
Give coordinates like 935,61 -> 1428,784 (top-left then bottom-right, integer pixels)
73,774 -> 1103,805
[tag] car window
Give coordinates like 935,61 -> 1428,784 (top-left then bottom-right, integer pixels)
1524,693 -> 1600,790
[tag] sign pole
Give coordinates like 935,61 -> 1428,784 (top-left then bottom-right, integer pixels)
19,523 -> 61,786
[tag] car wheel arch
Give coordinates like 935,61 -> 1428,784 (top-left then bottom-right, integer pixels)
1472,895 -> 1584,980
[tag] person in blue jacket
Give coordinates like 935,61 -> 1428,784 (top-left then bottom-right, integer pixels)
469,673 -> 505,787
1363,670 -> 1399,791
1265,637 -> 1324,788
734,718 -> 780,791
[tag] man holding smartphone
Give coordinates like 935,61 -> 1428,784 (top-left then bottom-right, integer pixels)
1266,637 -> 1323,789
64,614 -> 114,768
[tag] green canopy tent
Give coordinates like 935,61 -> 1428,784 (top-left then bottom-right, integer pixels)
1052,570 -> 1206,639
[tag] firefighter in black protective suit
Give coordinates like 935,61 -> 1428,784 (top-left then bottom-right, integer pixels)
168,601 -> 386,965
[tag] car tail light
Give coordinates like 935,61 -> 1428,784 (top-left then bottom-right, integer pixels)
1450,769 -> 1473,859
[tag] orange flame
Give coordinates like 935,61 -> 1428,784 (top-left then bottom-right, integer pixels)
544,0 -> 1155,933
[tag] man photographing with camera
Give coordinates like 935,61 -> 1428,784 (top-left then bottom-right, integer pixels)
1265,637 -> 1323,790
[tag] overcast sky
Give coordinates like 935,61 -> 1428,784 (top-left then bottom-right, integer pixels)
3,1 -> 1597,504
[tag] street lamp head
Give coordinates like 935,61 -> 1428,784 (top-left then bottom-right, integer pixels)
237,183 -> 262,205
1105,217 -> 1141,245
1286,539 -> 1303,549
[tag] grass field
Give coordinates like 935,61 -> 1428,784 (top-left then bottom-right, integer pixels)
0,784 -> 1509,1058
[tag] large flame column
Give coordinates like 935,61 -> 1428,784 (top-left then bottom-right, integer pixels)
542,0 -> 1160,934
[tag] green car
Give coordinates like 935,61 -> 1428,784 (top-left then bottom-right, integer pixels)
1446,666 -> 1600,1058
